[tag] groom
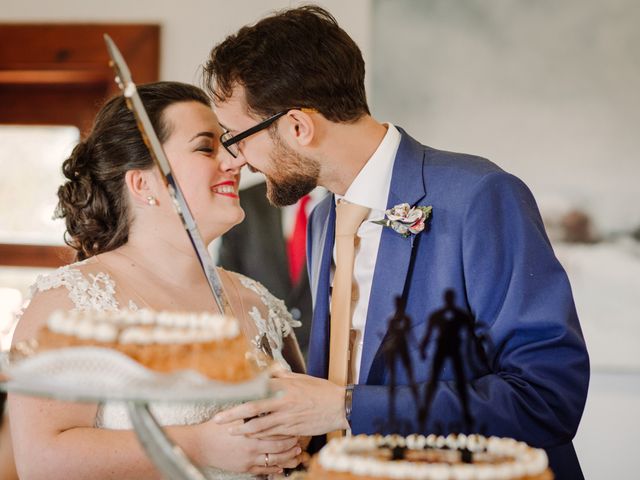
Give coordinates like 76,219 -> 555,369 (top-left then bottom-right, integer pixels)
206,6 -> 589,479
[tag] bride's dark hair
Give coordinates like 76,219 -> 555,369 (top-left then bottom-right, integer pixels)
56,81 -> 210,261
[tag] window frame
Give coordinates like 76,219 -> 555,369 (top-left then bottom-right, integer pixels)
0,23 -> 159,268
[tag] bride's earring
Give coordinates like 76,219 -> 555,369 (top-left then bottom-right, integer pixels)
146,195 -> 158,206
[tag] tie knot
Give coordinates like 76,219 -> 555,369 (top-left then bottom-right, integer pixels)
335,200 -> 370,236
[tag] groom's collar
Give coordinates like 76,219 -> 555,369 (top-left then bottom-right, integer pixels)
387,127 -> 427,208
335,123 -> 401,211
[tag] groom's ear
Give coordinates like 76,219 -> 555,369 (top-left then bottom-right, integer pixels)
284,109 -> 315,147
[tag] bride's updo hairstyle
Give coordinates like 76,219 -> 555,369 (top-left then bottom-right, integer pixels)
56,81 -> 210,261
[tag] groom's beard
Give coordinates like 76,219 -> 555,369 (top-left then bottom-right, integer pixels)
264,130 -> 319,207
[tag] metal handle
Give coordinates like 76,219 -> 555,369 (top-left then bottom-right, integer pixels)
126,402 -> 207,480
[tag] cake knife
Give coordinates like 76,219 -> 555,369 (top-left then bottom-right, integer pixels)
103,34 -> 236,321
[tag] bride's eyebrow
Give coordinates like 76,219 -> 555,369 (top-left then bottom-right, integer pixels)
189,131 -> 214,142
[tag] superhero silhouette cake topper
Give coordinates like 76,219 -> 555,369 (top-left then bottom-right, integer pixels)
376,289 -> 489,446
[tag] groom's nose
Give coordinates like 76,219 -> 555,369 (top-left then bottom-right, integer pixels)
218,146 -> 246,174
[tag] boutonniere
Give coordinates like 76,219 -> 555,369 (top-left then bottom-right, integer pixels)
372,203 -> 433,238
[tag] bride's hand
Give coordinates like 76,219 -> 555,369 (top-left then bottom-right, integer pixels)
194,417 -> 302,475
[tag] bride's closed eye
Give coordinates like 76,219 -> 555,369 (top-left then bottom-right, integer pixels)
195,142 -> 217,155
189,130 -> 218,155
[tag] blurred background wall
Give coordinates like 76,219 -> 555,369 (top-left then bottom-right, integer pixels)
371,2 -> 640,477
2,0 -> 638,477
373,0 -> 640,235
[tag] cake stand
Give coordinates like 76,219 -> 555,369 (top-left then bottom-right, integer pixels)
0,346 -> 271,480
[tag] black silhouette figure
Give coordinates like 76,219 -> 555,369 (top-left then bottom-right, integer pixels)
381,296 -> 420,430
419,289 -> 476,431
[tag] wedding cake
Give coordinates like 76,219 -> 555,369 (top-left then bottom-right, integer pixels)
36,309 -> 257,381
307,433 -> 553,480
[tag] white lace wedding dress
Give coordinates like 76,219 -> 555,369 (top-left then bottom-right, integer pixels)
25,259 -> 301,480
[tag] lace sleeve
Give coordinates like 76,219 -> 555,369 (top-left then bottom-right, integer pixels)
28,263 -> 120,313
237,275 -> 302,339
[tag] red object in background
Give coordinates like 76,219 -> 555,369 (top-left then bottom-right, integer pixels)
287,195 -> 311,285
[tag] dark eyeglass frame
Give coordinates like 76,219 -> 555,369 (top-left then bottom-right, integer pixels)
220,108 -> 315,158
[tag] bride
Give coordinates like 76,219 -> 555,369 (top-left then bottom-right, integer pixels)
8,81 -> 305,479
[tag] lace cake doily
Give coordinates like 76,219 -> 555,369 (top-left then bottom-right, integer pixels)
0,347 -> 268,403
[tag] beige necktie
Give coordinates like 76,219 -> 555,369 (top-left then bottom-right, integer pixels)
328,200 -> 370,439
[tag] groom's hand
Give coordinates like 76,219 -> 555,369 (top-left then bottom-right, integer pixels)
213,371 -> 348,437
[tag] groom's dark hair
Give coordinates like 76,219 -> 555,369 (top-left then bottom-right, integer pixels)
203,5 -> 370,123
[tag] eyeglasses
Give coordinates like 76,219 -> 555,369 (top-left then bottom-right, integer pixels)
220,108 -> 315,158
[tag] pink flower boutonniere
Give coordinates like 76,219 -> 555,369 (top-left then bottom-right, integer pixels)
372,203 -> 433,238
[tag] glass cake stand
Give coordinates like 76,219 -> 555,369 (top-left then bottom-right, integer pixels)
0,345 -> 271,480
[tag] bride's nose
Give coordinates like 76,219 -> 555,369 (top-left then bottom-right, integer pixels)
218,146 -> 245,175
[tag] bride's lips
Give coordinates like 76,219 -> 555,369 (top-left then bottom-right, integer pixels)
210,180 -> 239,198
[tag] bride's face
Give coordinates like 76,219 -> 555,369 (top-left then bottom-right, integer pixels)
159,101 -> 245,241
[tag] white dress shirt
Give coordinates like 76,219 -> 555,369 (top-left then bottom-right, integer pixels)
333,123 -> 401,383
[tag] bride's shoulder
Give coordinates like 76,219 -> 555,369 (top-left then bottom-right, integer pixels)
29,257 -> 109,294
223,270 -> 283,309
220,269 -> 301,335
26,256 -> 119,311
15,257 -> 113,343
226,270 -> 270,297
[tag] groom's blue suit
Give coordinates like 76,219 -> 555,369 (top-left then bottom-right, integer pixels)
306,129 -> 589,479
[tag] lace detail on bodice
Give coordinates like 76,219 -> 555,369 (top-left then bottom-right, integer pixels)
237,274 -> 302,369
24,262 -> 298,479
27,260 -> 133,312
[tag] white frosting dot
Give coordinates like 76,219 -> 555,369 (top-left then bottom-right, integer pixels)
451,463 -> 475,480
75,320 -> 94,339
427,464 -> 450,480
120,327 -> 152,345
446,433 -> 458,449
94,323 -> 117,342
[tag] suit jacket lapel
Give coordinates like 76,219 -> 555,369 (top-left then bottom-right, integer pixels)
307,196 -> 336,378
359,130 -> 427,383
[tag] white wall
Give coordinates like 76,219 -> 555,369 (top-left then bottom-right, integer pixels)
372,0 -> 640,235
574,371 -> 640,478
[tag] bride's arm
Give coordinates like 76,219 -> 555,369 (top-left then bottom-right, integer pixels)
10,394 -> 190,479
282,331 -> 306,374
9,289 -> 300,479
10,394 -> 299,479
